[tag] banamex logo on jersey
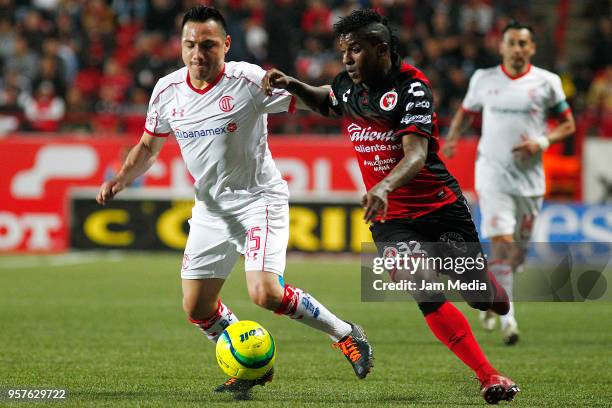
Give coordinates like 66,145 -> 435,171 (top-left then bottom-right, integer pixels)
174,122 -> 238,139
219,95 -> 234,112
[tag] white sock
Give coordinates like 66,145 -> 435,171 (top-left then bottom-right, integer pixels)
190,299 -> 238,343
490,262 -> 516,326
275,284 -> 352,341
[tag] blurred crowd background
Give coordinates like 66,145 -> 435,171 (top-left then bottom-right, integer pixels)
0,0 -> 610,144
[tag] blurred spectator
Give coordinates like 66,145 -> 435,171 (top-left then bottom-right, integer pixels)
122,86 -> 148,134
460,0 -> 494,35
0,0 -> 603,138
32,55 -> 67,99
0,17 -> 16,61
5,36 -> 38,84
42,37 -> 78,85
112,0 -> 147,25
22,81 -> 65,132
145,0 -> 181,34
245,17 -> 268,65
0,85 -> 22,135
295,37 -> 335,84
586,65 -> 612,137
20,9 -> 50,53
93,84 -> 122,133
302,0 -> 332,36
590,17 -> 611,73
62,87 -> 93,132
130,32 -> 167,92
265,0 -> 304,74
100,58 -> 133,103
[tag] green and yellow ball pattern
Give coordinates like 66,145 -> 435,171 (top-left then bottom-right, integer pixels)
215,320 -> 276,380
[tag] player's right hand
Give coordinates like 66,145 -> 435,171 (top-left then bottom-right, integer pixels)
262,69 -> 292,95
441,140 -> 457,158
96,179 -> 125,205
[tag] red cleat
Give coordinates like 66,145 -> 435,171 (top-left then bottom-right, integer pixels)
480,374 -> 520,404
488,272 -> 510,315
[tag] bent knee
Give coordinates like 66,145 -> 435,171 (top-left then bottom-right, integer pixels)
468,301 -> 492,311
248,283 -> 283,310
182,296 -> 217,321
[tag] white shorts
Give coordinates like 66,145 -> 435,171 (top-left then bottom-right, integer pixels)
478,190 -> 543,243
181,202 -> 289,280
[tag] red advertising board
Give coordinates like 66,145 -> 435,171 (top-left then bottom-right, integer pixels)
0,135 -> 477,252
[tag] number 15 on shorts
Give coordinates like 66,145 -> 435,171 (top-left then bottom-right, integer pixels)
246,226 -> 262,261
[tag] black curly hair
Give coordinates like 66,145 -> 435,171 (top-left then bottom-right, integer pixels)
333,9 -> 399,63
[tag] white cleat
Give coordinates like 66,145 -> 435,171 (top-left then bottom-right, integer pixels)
479,310 -> 497,332
502,318 -> 520,346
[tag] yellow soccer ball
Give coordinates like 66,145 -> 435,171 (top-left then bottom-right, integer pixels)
215,320 -> 276,380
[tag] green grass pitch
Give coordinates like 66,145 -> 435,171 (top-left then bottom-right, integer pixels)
1,253 -> 611,407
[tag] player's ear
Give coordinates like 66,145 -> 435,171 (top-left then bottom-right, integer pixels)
529,40 -> 536,57
377,42 -> 390,57
224,34 -> 231,55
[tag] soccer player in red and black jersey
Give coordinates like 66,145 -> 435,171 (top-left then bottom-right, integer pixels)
263,9 -> 520,404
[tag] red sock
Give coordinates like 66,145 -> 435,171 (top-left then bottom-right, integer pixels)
424,301 -> 498,381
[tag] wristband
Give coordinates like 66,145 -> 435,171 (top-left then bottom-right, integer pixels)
534,136 -> 550,151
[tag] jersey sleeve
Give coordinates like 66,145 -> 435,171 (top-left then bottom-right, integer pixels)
144,80 -> 172,137
395,80 -> 434,138
328,74 -> 344,116
242,64 -> 296,114
461,69 -> 483,113
546,73 -> 571,116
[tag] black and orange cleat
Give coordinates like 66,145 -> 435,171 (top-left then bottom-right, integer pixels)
480,374 -> 520,404
214,368 -> 274,399
332,321 -> 373,379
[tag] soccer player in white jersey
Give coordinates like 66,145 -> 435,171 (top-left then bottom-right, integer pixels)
443,21 -> 576,345
96,6 -> 373,395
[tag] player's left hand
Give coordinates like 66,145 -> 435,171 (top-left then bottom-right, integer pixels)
512,134 -> 543,156
362,183 -> 389,223
262,68 -> 293,96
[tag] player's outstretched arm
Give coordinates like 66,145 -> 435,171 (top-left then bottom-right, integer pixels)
96,132 -> 166,205
262,68 -> 339,117
442,108 -> 474,158
362,135 -> 428,222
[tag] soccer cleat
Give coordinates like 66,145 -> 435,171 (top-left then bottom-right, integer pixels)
479,310 -> 497,332
502,319 -> 520,346
332,321 -> 373,379
214,368 -> 274,397
480,374 -> 520,404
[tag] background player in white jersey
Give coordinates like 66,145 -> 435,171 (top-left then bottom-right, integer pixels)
96,6 -> 372,396
443,21 -> 576,345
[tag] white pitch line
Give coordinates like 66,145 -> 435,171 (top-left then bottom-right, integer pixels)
0,252 -> 124,269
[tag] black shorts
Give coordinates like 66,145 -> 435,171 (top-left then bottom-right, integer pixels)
370,196 -> 486,277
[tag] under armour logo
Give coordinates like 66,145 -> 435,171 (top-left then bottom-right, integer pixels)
171,108 -> 184,117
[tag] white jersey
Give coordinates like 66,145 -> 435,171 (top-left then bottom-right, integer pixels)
462,64 -> 567,196
145,61 -> 295,213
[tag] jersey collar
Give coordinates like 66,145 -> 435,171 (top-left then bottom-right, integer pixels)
500,63 -> 532,80
186,63 -> 226,94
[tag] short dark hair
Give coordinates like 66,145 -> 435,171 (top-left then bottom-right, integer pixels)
181,6 -> 227,34
502,20 -> 534,39
333,8 -> 394,47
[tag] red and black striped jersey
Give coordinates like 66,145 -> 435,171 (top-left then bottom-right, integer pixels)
330,63 -> 461,220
